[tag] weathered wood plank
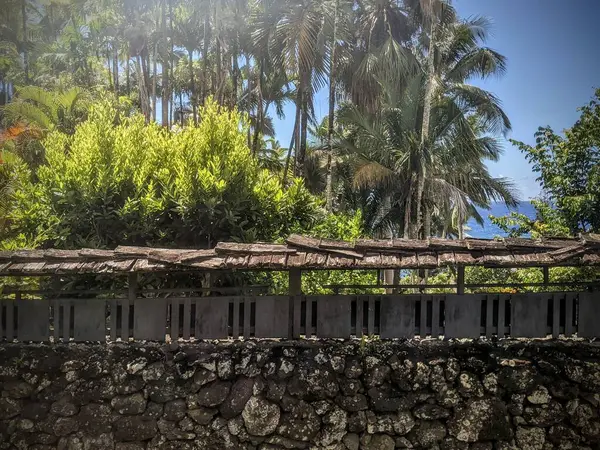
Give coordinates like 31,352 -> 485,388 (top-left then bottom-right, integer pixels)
17,299 -> 49,341
445,295 -> 482,339
195,298 -> 229,339
486,295 -> 494,338
63,300 -> 71,341
134,299 -> 166,341
380,296 -> 415,339
511,294 -> 547,338
437,252 -> 455,266
244,297 -> 252,339
304,253 -> 328,268
549,245 -> 588,263
355,296 -> 364,338
3,300 -> 15,340
360,253 -> 382,268
419,296 -> 428,337
115,246 -> 151,257
392,239 -> 430,250
417,252 -> 437,269
316,296 -> 352,338
552,294 -> 560,338
465,239 -> 506,251
367,296 -> 375,336
177,249 -> 218,263
286,234 -> 321,250
293,295 -> 302,338
180,298 -> 191,340
121,297 -> 129,342
565,293 -> 575,337
498,295 -> 506,338
232,297 -> 240,339
73,300 -> 106,341
578,292 -> 600,338
432,296 -> 440,338
305,296 -> 313,337
255,296 -> 290,338
429,239 -> 466,250
6,300 -> 15,341
170,299 -> 180,340
110,299 -> 117,341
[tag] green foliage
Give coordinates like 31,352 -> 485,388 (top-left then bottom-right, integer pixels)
5,99 -> 321,249
507,89 -> 600,236
0,150 -> 30,242
2,86 -> 89,134
423,265 -> 599,294
490,199 -> 570,238
264,210 -> 379,295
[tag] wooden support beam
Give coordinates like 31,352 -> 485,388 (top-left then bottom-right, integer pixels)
457,266 -> 465,295
289,269 -> 302,295
289,269 -> 302,339
543,266 -> 550,286
123,272 -> 137,341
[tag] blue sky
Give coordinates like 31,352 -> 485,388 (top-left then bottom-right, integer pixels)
272,0 -> 600,200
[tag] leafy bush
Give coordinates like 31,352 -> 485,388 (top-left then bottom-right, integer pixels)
6,100 -> 321,249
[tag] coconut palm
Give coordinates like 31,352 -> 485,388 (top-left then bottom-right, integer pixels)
337,72 -> 517,239
272,0 -> 332,177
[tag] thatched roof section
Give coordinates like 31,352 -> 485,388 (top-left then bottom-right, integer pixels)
1,234 -> 600,276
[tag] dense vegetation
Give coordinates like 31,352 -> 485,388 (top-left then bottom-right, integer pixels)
0,0 -> 598,291
491,89 -> 600,238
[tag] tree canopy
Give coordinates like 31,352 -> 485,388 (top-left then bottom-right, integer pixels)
492,89 -> 600,238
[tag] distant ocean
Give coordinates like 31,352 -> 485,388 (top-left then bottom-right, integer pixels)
465,201 -> 536,239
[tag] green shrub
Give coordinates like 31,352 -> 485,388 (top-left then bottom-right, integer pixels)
7,100 -> 321,248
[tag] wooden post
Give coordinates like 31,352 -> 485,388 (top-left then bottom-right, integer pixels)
457,266 -> 465,295
124,272 -> 137,341
543,267 -> 550,287
289,269 -> 302,295
289,269 -> 302,339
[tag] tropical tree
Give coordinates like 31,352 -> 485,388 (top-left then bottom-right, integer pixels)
337,73 -> 517,239
2,85 -> 88,134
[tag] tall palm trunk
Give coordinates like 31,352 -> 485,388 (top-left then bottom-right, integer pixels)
325,0 -> 339,212
106,48 -> 113,89
296,72 -> 308,177
169,0 -> 175,126
246,54 -> 252,147
416,17 -> 437,239
252,61 -> 264,156
152,44 -> 158,122
201,11 -> 210,105
214,2 -> 223,105
135,54 -> 151,122
112,41 -> 119,97
161,0 -> 169,128
381,194 -> 395,293
231,41 -> 239,108
188,48 -> 198,125
21,0 -> 28,83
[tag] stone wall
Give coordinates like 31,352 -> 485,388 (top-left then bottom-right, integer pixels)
1,340 -> 600,450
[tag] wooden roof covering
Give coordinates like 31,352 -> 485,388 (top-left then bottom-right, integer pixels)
1,234 -> 600,276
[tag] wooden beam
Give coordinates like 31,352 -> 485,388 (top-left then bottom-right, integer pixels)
543,266 -> 550,286
289,269 -> 302,340
457,266 -> 465,295
289,269 -> 302,295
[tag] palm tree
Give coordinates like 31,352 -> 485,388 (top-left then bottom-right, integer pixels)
274,0 -> 331,178
337,72 -> 517,239
1,85 -> 88,134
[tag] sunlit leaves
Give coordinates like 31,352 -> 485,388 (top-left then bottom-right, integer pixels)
7,99 -> 321,248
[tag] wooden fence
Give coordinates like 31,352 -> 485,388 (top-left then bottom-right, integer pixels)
1,291 -> 599,342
